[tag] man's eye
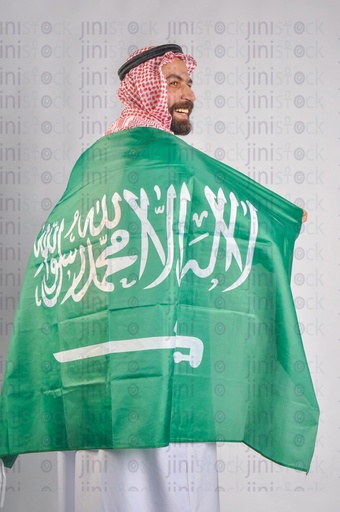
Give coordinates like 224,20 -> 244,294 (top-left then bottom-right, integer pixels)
169,81 -> 178,86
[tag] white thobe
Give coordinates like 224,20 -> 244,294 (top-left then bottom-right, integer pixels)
58,444 -> 220,512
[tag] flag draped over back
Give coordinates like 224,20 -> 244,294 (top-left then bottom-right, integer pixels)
0,127 -> 319,470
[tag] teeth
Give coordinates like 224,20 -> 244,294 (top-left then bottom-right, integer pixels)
176,109 -> 189,113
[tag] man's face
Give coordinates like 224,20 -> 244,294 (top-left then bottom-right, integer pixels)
162,58 -> 196,135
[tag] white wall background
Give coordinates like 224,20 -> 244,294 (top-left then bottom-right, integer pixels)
1,0 -> 338,510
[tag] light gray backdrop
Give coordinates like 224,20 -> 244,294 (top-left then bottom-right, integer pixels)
1,0 -> 338,510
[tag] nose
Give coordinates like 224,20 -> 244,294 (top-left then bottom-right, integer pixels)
182,83 -> 196,103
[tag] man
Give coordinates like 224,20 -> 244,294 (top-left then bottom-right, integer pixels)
59,44 -> 221,512
0,43 -> 318,512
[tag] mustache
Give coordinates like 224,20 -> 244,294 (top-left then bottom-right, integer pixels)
169,100 -> 194,116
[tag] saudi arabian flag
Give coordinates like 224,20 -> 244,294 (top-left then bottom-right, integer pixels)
0,127 -> 319,471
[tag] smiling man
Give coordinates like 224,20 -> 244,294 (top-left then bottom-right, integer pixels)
0,42 -> 316,512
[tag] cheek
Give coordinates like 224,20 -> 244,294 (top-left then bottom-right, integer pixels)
167,91 -> 177,109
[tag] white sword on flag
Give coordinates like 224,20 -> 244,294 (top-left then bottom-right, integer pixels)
53,336 -> 204,368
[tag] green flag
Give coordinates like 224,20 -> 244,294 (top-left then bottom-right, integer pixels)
0,127 -> 319,471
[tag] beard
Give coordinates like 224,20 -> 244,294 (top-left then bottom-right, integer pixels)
169,101 -> 194,136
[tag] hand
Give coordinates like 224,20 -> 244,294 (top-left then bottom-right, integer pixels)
302,209 -> 308,223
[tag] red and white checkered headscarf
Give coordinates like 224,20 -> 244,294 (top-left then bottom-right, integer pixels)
106,46 -> 196,134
